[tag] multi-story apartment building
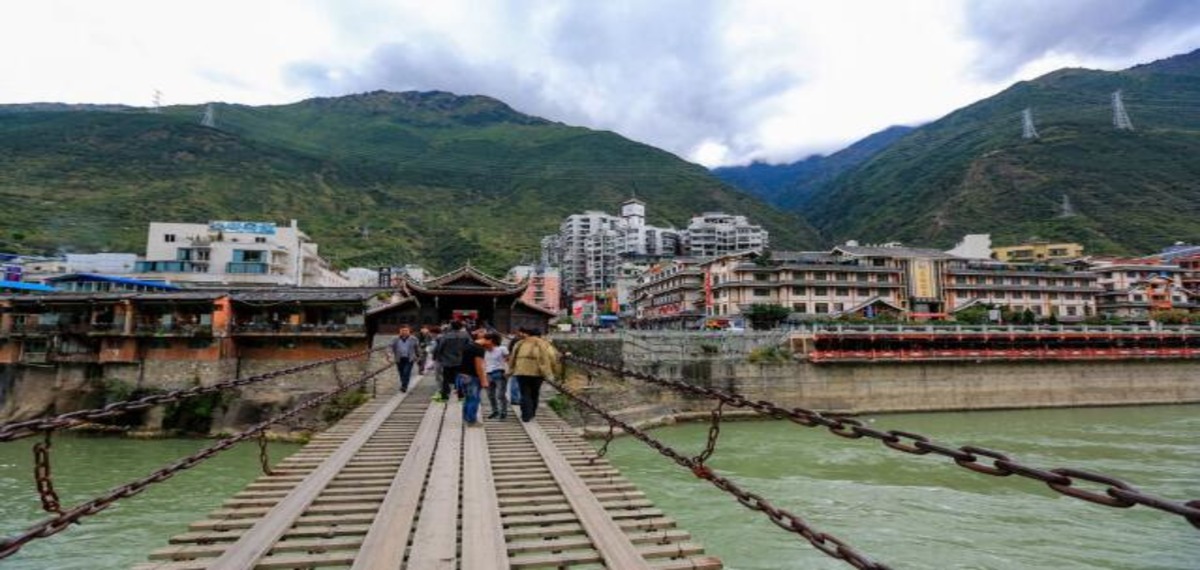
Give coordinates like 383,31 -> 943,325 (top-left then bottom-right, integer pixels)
1089,259 -> 1194,320
942,260 -> 1100,321
134,220 -> 350,287
634,244 -> 1109,326
704,249 -> 907,320
507,265 -> 562,313
992,241 -> 1084,263
545,199 -> 681,295
631,258 -> 707,326
680,213 -> 768,258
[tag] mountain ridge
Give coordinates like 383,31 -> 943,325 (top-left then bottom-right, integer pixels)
0,90 -> 821,274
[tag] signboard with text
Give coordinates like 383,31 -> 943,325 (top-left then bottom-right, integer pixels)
209,221 -> 277,235
908,259 -> 939,299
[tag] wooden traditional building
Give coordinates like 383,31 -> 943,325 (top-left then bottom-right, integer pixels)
368,265 -> 555,334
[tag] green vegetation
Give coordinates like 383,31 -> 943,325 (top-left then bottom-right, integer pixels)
805,49 -> 1200,255
0,91 -> 819,273
743,303 -> 790,330
321,388 -> 371,424
747,345 -> 792,364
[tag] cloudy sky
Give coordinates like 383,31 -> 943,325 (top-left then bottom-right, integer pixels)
2,0 -> 1198,167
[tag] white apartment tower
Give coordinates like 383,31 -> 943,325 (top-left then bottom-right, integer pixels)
545,199 -> 681,295
681,212 -> 769,258
135,220 -> 350,286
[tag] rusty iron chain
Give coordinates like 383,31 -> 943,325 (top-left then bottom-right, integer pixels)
257,432 -> 274,476
0,363 -> 390,561
694,401 -> 724,468
565,354 -> 1200,531
0,348 -> 382,443
589,420 -> 617,465
545,375 -> 891,570
32,432 -> 64,515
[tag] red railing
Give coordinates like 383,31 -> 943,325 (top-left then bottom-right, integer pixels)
808,347 -> 1200,363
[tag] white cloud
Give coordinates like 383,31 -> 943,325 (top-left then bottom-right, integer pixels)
2,0 -> 1197,167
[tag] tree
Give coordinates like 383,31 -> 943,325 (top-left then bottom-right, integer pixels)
744,303 -> 790,330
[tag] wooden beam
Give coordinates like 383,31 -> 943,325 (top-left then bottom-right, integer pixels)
462,418 -> 510,570
206,380 -> 418,570
522,419 -> 652,570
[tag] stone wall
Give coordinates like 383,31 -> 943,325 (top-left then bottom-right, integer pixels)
0,348 -> 385,437
559,337 -> 1200,431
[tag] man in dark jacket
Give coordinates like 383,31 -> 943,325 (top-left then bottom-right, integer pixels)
432,320 -> 470,402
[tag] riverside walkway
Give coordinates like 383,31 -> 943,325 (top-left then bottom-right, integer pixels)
132,375 -> 721,570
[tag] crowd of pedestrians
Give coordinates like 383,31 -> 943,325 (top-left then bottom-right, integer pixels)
387,319 -> 563,426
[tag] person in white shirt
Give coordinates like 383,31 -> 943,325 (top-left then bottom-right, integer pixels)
482,332 -> 511,420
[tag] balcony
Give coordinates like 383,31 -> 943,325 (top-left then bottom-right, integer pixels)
134,323 -> 213,337
227,262 -> 270,274
232,323 -> 366,336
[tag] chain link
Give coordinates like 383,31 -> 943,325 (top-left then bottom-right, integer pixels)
545,376 -> 891,570
0,348 -> 382,443
257,432 -> 274,476
589,420 -> 617,466
32,432 -> 63,515
0,363 -> 390,561
694,401 -> 723,466
565,354 -> 1200,531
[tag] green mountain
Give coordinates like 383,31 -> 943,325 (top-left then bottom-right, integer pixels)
807,48 -> 1200,255
0,91 -> 820,274
712,125 -> 913,210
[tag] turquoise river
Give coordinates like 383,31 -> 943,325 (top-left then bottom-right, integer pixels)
0,404 -> 1196,569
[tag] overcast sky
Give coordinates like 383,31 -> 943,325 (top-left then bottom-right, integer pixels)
2,0 -> 1198,167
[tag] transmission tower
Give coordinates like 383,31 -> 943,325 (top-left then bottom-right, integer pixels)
151,89 -> 163,114
1021,107 -> 1039,139
200,104 -> 216,128
1112,90 -> 1134,131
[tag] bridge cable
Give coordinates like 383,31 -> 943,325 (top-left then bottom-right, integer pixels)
565,354 -> 1200,531
545,374 -> 892,570
0,362 -> 391,560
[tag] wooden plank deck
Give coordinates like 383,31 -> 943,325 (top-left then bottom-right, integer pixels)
134,368 -> 721,570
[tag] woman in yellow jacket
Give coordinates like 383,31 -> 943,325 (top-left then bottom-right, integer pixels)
508,327 -> 562,422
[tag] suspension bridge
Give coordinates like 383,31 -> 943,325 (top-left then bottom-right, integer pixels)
1,342 -> 1197,569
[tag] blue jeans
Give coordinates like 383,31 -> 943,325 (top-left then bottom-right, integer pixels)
485,370 -> 508,417
508,376 -> 522,405
459,374 -> 482,423
394,358 -> 414,391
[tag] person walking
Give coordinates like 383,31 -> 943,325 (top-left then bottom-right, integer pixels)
506,333 -> 522,410
387,325 -> 422,393
482,332 -> 510,419
509,327 -> 562,422
460,332 -> 489,426
432,320 -> 470,402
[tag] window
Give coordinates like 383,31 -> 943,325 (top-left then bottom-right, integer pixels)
255,237 -> 267,243
1067,307 -> 1077,316
857,288 -> 870,296
791,286 -> 806,295
856,274 -> 869,282
836,287 -> 849,296
753,288 -> 770,297
164,234 -> 176,243
815,302 -> 829,313
792,303 -> 806,313
813,287 -> 827,296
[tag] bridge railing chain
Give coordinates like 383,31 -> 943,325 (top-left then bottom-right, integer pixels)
0,362 -> 391,561
565,354 -> 1200,531
0,347 -> 384,443
545,375 -> 891,570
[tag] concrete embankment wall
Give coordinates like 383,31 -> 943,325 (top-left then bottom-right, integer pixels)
553,336 -> 1200,430
0,342 -> 390,436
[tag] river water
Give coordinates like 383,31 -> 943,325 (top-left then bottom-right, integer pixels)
0,405 -> 1195,569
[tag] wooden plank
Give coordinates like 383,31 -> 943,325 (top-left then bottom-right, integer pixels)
461,414 -> 510,570
348,402 -> 446,570
522,420 -> 652,570
404,403 -> 464,570
206,381 -> 418,570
